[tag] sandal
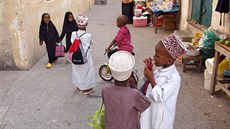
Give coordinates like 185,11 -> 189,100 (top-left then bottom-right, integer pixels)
46,63 -> 52,68
82,88 -> 94,95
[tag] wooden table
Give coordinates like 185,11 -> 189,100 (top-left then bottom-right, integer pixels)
149,4 -> 179,33
210,42 -> 230,96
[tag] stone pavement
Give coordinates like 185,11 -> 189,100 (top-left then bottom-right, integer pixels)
0,0 -> 229,129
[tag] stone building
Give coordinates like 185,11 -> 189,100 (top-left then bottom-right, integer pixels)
180,0 -> 230,35
0,0 -> 94,70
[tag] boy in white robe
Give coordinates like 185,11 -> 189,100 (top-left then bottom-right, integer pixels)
69,13 -> 95,95
140,33 -> 186,129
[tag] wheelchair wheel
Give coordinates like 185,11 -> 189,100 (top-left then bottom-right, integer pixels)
99,64 -> 113,81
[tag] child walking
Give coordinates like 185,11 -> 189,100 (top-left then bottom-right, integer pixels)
140,33 -> 186,129
59,11 -> 78,61
105,15 -> 134,58
39,13 -> 59,68
70,13 -> 95,95
102,51 -> 150,129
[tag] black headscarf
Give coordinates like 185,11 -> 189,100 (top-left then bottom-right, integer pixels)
62,11 -> 78,33
59,11 -> 78,41
39,13 -> 59,42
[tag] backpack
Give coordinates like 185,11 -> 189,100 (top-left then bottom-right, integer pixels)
68,32 -> 88,65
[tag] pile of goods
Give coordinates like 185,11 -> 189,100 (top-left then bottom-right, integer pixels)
185,32 -> 203,56
192,32 -> 202,46
133,2 -> 148,27
148,0 -> 176,12
157,1 -> 173,11
218,38 -> 230,46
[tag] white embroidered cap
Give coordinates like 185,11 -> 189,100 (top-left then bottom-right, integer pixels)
161,33 -> 187,59
109,51 -> 135,81
75,13 -> 88,28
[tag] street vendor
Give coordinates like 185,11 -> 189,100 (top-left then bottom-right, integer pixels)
121,0 -> 134,24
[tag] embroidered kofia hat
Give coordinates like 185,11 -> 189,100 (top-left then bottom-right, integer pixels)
75,13 -> 88,28
109,51 -> 135,81
161,33 -> 187,59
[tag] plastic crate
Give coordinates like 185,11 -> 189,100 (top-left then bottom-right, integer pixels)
133,16 -> 147,27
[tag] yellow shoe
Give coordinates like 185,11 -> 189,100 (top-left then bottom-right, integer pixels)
46,63 -> 52,68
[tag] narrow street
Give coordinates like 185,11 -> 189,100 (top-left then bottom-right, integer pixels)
0,0 -> 229,129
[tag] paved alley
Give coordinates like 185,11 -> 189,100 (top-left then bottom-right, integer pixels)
0,0 -> 229,129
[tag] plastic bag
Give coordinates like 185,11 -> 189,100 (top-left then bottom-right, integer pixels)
199,27 -> 220,61
88,103 -> 105,129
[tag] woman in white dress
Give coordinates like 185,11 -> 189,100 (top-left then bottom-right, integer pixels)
70,13 -> 95,95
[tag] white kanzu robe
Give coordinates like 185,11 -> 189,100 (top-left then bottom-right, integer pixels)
141,64 -> 181,129
70,30 -> 95,90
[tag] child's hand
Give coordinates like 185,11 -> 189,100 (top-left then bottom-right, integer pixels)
143,57 -> 153,71
144,66 -> 154,81
39,41 -> 43,46
144,66 -> 156,88
143,57 -> 153,65
57,39 -> 62,43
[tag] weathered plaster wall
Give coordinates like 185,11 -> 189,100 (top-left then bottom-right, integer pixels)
179,0 -> 190,30
0,0 -> 94,70
180,0 -> 230,35
0,1 -> 16,70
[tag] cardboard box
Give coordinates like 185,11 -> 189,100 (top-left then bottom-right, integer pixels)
163,16 -> 177,30
163,21 -> 176,29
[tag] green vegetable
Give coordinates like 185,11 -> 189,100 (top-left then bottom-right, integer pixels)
219,39 -> 225,44
88,103 -> 105,129
225,40 -> 230,46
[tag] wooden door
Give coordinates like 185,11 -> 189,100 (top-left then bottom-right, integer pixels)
191,0 -> 212,27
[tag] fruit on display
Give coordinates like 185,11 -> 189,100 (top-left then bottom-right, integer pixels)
219,39 -> 225,44
225,40 -> 230,46
192,32 -> 202,46
195,32 -> 202,38
192,37 -> 200,46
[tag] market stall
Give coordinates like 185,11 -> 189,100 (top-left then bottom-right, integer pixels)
211,42 -> 230,96
133,0 -> 179,33
176,28 -> 230,97
148,2 -> 179,33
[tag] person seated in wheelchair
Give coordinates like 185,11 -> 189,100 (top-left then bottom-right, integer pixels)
105,15 -> 134,58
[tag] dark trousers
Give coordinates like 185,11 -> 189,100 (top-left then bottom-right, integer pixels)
46,42 -> 58,63
65,33 -> 72,53
107,49 -> 119,58
122,2 -> 134,24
